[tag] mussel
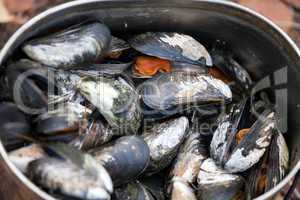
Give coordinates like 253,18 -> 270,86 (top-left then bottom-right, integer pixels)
77,76 -> 142,134
35,102 -> 91,136
168,129 -> 209,200
5,60 -> 56,114
90,136 -> 150,186
197,158 -> 245,200
211,44 -> 253,91
141,70 -> 232,111
113,181 -> 155,200
247,129 -> 289,198
210,99 -> 276,173
70,119 -> 115,151
107,36 -> 130,59
129,32 -> 212,66
28,158 -> 113,200
0,102 -> 31,151
142,116 -> 189,175
23,22 -> 111,69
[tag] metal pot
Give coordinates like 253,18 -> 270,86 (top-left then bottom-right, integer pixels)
0,0 -> 299,199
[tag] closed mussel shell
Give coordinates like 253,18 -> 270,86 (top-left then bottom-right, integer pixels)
90,136 -> 150,186
197,158 -> 245,200
23,22 -> 112,69
143,116 -> 189,175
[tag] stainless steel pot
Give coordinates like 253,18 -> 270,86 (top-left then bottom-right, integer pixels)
0,0 -> 299,199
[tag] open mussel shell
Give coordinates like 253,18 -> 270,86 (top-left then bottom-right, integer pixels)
90,136 -> 150,186
28,158 -> 112,200
248,129 -> 289,198
113,181 -> 155,200
74,61 -> 132,76
129,32 -> 212,66
211,46 -> 253,91
23,22 -> 111,69
197,158 -> 245,200
142,116 -> 189,175
0,102 -> 31,151
210,99 -> 251,166
129,60 -> 208,79
141,70 -> 232,111
77,75 -> 142,134
8,144 -> 46,173
224,109 -> 276,173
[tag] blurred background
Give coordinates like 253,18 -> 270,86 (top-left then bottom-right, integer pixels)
1,0 -> 300,50
0,0 -> 299,199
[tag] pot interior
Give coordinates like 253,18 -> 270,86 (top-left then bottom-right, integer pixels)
0,0 -> 299,199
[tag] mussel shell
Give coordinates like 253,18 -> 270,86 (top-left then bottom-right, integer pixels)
266,130 -> 289,190
224,110 -> 276,173
28,158 -> 112,200
8,144 -> 46,173
129,32 -> 212,66
197,158 -> 244,200
108,36 -> 130,53
90,136 -> 150,186
143,116 -> 189,175
248,130 -> 289,198
169,130 -> 208,184
210,99 -> 250,166
74,62 -> 132,76
5,61 -> 55,113
70,120 -> 115,151
35,102 -> 91,135
78,76 -> 142,134
113,181 -> 155,200
0,102 -> 31,150
170,179 -> 197,200
141,70 -> 232,111
23,22 -> 111,69
139,175 -> 166,200
211,46 -> 252,91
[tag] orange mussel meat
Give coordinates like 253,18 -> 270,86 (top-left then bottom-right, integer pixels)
134,56 -> 172,76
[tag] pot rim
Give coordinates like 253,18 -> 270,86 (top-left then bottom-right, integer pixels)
0,0 -> 299,200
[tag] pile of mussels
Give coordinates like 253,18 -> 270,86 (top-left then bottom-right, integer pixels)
0,22 -> 289,200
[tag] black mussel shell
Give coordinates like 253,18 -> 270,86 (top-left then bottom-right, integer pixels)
90,136 -> 150,186
23,22 -> 111,69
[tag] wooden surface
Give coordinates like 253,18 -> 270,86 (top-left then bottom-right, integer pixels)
0,156 -> 41,200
